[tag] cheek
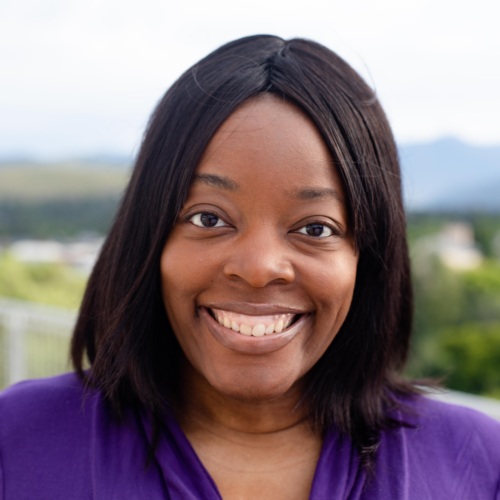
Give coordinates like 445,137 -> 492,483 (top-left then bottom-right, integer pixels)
337,262 -> 358,310
297,255 -> 358,359
161,240 -> 212,297
308,260 -> 357,355
160,242 -> 193,323
309,253 -> 358,307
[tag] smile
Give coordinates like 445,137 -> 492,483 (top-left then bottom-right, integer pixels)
199,306 -> 311,355
210,308 -> 298,337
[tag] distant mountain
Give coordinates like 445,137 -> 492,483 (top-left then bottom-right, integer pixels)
399,138 -> 500,212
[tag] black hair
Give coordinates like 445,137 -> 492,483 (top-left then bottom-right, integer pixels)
71,34 -> 414,468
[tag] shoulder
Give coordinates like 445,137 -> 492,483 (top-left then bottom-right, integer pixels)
0,372 -> 93,438
0,371 -> 96,437
374,394 -> 500,498
0,372 -> 87,416
405,393 -> 500,448
0,373 -> 96,499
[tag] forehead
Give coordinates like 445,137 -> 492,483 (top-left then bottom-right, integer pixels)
196,94 -> 344,196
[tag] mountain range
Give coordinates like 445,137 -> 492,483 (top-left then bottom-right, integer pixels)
399,138 -> 500,212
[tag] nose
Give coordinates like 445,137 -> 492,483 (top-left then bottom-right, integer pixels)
222,228 -> 295,288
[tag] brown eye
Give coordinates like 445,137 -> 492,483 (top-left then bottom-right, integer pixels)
190,212 -> 227,228
297,223 -> 333,238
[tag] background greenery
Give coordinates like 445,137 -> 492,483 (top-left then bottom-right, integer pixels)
0,163 -> 127,238
406,213 -> 500,398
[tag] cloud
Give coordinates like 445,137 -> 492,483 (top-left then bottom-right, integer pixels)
0,0 -> 499,157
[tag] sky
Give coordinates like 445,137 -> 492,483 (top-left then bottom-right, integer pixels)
0,0 -> 499,160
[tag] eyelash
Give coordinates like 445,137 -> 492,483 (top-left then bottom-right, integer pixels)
186,211 -> 340,239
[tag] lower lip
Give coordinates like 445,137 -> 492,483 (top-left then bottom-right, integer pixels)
200,307 -> 311,355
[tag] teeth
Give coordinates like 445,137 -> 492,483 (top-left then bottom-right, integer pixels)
239,324 -> 252,335
275,319 -> 284,333
211,309 -> 297,337
252,324 -> 266,337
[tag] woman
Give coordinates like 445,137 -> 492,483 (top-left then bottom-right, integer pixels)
1,35 -> 499,499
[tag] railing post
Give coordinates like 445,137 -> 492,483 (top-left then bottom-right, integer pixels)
6,309 -> 27,386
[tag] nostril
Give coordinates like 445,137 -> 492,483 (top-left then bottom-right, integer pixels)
222,255 -> 295,288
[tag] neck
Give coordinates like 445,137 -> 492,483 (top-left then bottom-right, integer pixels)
175,360 -> 311,437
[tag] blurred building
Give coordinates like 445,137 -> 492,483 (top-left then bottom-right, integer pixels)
9,238 -> 103,275
414,222 -> 483,271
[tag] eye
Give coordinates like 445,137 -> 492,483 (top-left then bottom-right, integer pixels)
189,212 -> 227,228
296,223 -> 334,238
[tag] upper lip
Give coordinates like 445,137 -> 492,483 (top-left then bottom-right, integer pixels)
200,301 -> 309,316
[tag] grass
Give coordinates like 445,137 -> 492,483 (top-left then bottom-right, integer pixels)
0,254 -> 88,309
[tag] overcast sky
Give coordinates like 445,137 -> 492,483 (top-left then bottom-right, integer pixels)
1,0 -> 499,159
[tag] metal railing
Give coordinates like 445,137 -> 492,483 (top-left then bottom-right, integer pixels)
0,298 -> 76,389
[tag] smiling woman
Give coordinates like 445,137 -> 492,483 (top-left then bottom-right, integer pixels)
161,96 -> 358,408
0,35 -> 499,499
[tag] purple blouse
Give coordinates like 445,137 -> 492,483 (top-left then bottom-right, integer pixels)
1,373 -> 499,499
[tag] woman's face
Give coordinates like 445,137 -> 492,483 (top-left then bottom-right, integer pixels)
160,95 -> 358,402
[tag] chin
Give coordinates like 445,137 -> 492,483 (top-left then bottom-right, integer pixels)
208,366 -> 303,403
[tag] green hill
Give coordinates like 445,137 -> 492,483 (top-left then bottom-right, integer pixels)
0,162 -> 130,201
0,162 -> 130,238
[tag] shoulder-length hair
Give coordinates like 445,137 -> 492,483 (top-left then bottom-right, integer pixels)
71,34 -> 414,465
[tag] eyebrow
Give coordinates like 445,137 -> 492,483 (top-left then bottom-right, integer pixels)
193,173 -> 343,202
292,187 -> 344,202
193,173 -> 239,191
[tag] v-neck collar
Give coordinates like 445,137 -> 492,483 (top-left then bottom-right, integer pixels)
141,409 -> 367,499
